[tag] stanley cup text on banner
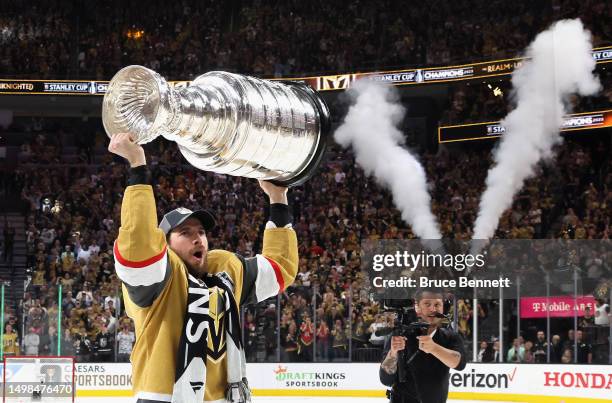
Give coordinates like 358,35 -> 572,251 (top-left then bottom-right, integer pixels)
102,66 -> 330,186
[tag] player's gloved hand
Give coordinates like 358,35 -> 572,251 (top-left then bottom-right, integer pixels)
225,378 -> 251,403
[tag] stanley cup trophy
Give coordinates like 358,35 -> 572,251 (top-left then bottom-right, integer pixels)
102,65 -> 330,186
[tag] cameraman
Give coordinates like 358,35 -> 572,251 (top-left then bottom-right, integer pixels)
379,289 -> 466,403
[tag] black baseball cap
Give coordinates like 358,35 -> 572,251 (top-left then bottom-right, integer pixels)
159,207 -> 216,235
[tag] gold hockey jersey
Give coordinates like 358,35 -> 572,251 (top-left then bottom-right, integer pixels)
113,185 -> 298,402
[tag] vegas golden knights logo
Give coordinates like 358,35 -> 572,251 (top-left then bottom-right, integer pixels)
207,287 -> 227,362
317,74 -> 354,91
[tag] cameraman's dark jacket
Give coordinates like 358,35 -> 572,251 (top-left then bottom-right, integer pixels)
380,328 -> 466,403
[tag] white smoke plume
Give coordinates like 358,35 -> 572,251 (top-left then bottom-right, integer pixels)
334,80 -> 442,239
472,19 -> 600,240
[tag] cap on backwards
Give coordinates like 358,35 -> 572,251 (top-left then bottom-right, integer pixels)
159,207 -> 216,235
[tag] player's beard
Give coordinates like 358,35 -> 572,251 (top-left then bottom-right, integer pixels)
185,254 -> 209,278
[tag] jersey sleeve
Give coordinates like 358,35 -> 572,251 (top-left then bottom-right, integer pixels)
230,227 -> 298,304
214,203 -> 298,306
238,226 -> 298,305
113,184 -> 170,308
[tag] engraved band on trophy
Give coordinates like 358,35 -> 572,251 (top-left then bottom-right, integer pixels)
102,65 -> 330,186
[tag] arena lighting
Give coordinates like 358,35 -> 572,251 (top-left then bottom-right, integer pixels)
487,84 -> 503,97
126,29 -> 144,40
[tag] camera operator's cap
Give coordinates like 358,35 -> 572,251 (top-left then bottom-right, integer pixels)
159,207 -> 216,235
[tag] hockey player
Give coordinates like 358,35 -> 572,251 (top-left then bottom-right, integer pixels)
108,133 -> 298,402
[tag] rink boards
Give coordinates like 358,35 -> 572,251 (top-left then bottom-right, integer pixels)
6,362 -> 609,403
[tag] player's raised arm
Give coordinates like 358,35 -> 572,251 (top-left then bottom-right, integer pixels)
108,133 -> 169,308
238,180 -> 298,305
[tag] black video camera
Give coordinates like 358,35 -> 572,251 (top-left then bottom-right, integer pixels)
376,299 -> 430,340
376,299 -> 431,385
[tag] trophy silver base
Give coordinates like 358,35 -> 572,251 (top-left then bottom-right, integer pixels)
268,81 -> 330,187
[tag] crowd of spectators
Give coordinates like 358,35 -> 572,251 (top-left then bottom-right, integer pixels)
0,1 -> 73,78
3,116 -> 609,363
478,315 -> 611,365
0,0 -> 609,79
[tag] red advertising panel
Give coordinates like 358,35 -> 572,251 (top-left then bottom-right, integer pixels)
520,295 -> 596,318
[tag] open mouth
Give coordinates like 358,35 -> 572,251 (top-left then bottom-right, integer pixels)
193,251 -> 203,259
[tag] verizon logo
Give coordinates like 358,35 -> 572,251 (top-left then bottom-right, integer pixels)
450,367 -> 516,389
544,372 -> 612,389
